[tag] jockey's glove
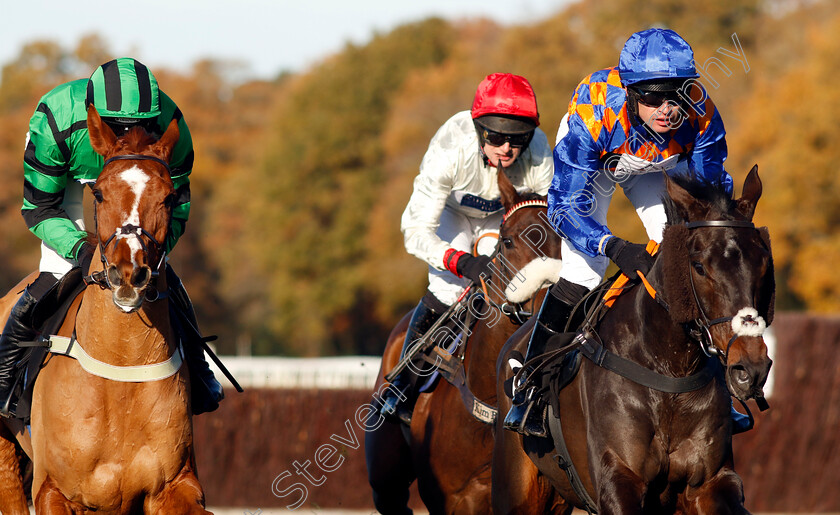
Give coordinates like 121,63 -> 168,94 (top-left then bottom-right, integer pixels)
444,249 -> 493,284
604,237 -> 654,280
76,242 -> 95,276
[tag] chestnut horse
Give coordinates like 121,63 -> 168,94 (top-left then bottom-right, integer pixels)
0,107 -> 210,514
365,169 -> 564,514
493,167 -> 774,514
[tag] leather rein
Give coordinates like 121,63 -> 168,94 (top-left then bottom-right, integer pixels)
577,219 -> 761,394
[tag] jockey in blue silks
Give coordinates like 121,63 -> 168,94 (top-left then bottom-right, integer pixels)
503,28 -> 748,437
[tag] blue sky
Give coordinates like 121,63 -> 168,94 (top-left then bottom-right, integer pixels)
2,0 -> 570,80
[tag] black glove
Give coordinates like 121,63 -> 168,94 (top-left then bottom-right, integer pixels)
604,237 -> 654,279
76,242 -> 95,276
456,254 -> 494,284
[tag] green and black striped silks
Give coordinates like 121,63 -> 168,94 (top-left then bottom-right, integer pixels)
86,57 -> 161,119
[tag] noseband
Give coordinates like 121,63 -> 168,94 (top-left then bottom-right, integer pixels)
682,220 -> 758,360
88,154 -> 171,294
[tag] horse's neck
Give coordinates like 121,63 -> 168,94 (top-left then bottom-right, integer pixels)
464,317 -> 516,400
76,289 -> 176,366
618,270 -> 706,376
464,287 -> 540,398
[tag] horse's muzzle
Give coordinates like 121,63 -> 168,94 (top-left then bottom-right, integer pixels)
107,264 -> 152,313
726,353 -> 772,401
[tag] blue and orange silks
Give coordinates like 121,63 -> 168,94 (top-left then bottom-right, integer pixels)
547,67 -> 733,258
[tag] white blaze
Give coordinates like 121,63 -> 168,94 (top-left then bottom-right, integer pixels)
118,166 -> 149,268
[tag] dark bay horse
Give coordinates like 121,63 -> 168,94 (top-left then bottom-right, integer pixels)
493,167 -> 774,514
365,169 -> 564,514
0,107 -> 210,514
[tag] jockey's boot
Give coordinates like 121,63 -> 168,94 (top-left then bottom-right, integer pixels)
167,266 -> 224,415
731,403 -> 752,434
379,299 -> 442,425
504,278 -> 588,437
0,288 -> 39,418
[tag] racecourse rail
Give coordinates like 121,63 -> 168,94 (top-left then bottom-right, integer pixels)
206,328 -> 776,395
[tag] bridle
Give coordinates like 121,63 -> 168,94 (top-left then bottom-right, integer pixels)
545,217 -> 767,396
482,199 -> 551,324
87,154 -> 171,298
681,220 -> 759,362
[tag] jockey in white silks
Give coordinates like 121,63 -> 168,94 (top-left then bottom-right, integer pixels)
379,73 -> 554,425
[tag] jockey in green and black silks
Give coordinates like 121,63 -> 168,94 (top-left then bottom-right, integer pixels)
0,57 -> 222,418
24,58 -> 192,267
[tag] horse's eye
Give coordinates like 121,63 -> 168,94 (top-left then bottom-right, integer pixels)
93,189 -> 104,203
163,194 -> 176,209
502,237 -> 514,249
692,261 -> 706,276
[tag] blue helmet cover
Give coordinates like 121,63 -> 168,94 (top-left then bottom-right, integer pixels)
619,28 -> 700,86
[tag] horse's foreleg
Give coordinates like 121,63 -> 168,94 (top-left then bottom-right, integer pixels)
682,468 -> 749,515
491,430 -> 559,515
364,417 -> 415,515
146,462 -> 212,515
594,450 -> 646,515
0,423 -> 28,515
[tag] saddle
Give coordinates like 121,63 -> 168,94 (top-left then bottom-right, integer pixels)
508,243 -> 664,414
13,268 -> 87,423
413,291 -> 500,424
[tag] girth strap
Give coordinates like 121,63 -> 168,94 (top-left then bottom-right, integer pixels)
579,336 -> 719,393
547,404 -> 599,514
47,335 -> 183,382
429,346 -> 498,425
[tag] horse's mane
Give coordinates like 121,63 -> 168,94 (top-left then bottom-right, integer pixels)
662,173 -> 736,225
116,126 -> 157,154
660,172 -> 737,323
519,191 -> 545,202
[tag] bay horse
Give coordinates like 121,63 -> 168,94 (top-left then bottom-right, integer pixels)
0,106 -> 210,514
365,169 -> 564,514
492,167 -> 774,514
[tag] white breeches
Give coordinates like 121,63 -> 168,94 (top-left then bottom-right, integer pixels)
427,207 -> 502,306
557,171 -> 669,289
38,181 -> 86,279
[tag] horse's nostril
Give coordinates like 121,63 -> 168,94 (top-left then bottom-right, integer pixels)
107,266 -> 122,287
131,267 -> 151,288
731,366 -> 750,386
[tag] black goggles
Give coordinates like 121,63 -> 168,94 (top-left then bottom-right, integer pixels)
630,87 -> 686,108
102,117 -> 159,136
479,127 -> 534,148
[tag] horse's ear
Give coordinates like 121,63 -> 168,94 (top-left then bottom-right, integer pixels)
152,119 -> 180,162
498,167 -> 522,211
87,105 -> 116,157
736,165 -> 762,221
664,172 -> 707,222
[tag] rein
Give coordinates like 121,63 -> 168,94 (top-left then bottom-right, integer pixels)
534,219 -> 761,395
607,219 -> 760,364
